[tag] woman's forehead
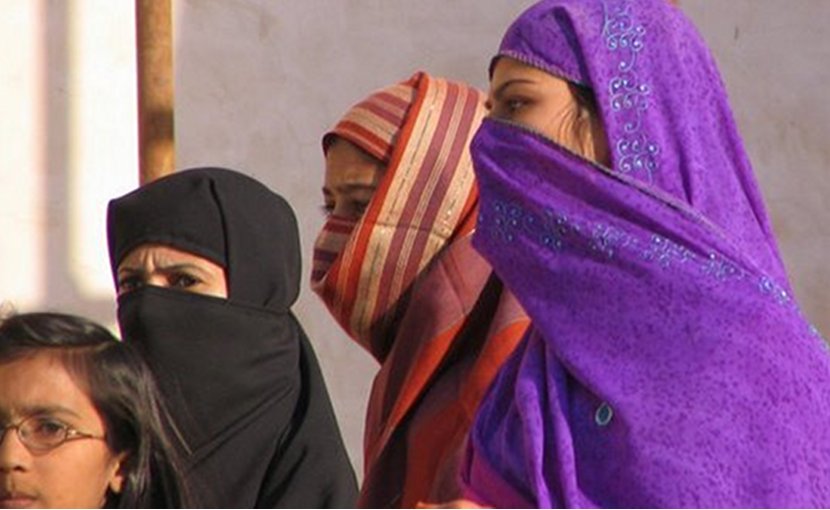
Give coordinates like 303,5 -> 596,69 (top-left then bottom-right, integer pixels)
0,352 -> 97,422
325,140 -> 385,187
119,243 -> 215,268
490,57 -> 573,91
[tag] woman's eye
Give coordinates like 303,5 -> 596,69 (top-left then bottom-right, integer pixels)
28,417 -> 67,440
168,273 -> 200,289
492,96 -> 531,119
323,200 -> 369,220
117,275 -> 144,293
505,97 -> 531,114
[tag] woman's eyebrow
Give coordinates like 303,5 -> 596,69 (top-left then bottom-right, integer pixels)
492,78 -> 536,100
323,183 -> 378,195
117,266 -> 145,277
156,263 -> 209,274
18,404 -> 82,419
119,262 -> 215,278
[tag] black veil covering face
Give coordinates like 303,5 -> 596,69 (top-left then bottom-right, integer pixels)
107,167 -> 357,508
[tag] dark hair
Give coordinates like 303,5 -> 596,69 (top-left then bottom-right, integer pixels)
0,312 -> 192,508
569,82 -> 599,119
565,82 -> 610,165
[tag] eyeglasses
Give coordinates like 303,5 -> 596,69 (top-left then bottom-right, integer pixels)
0,415 -> 105,453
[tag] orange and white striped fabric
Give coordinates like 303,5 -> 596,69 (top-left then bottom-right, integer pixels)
321,80 -> 416,164
313,72 -> 483,358
311,72 -> 529,507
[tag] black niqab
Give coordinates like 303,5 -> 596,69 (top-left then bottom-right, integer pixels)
107,168 -> 357,508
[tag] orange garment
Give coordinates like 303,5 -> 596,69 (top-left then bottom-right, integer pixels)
312,72 -> 529,508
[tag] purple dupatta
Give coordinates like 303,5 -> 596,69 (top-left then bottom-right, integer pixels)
461,0 -> 830,507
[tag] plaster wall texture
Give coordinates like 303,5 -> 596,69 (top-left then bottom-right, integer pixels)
1,0 -> 827,480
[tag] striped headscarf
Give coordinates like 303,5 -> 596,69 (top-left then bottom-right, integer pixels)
312,72 -> 483,358
311,72 -> 529,507
322,79 -> 416,164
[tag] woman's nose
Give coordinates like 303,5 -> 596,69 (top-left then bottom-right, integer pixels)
145,274 -> 171,289
0,426 -> 30,472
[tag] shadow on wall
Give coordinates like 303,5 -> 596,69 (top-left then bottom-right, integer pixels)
41,1 -> 114,323
11,0 -> 827,487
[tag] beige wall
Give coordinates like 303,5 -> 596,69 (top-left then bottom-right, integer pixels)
683,0 -> 830,336
0,1 -> 136,324
172,0 -> 536,477
2,0 -> 828,480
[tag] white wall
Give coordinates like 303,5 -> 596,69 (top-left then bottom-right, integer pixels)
172,0 -> 537,477
683,0 -> 830,335
2,0 -> 828,481
173,1 -> 830,475
0,0 -> 136,326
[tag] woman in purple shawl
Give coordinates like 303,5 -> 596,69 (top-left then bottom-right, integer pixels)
459,0 -> 830,507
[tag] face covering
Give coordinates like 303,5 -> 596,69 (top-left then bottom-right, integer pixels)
311,74 -> 485,361
118,286 -> 300,460
108,167 -> 357,507
311,214 -> 358,284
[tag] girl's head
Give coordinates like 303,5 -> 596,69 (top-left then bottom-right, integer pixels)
322,137 -> 386,221
108,167 -> 302,313
0,312 -> 188,508
319,77 -> 416,222
475,0 -> 788,281
481,0 -> 735,195
312,72 -> 488,349
487,55 -> 609,165
115,242 -> 228,299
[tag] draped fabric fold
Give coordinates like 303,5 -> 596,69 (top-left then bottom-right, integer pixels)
108,167 -> 357,508
461,1 -> 830,507
312,73 -> 529,507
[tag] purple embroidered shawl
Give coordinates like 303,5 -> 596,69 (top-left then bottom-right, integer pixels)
461,0 -> 830,507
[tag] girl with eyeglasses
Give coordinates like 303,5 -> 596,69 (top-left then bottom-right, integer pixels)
0,312 -> 191,508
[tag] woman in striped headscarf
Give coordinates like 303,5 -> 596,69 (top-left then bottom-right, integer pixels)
311,72 -> 530,508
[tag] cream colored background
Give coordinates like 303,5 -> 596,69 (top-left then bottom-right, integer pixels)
2,1 -> 827,479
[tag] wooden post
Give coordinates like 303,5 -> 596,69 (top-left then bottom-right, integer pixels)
136,0 -> 175,185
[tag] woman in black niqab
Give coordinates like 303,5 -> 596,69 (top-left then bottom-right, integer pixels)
107,167 -> 358,508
